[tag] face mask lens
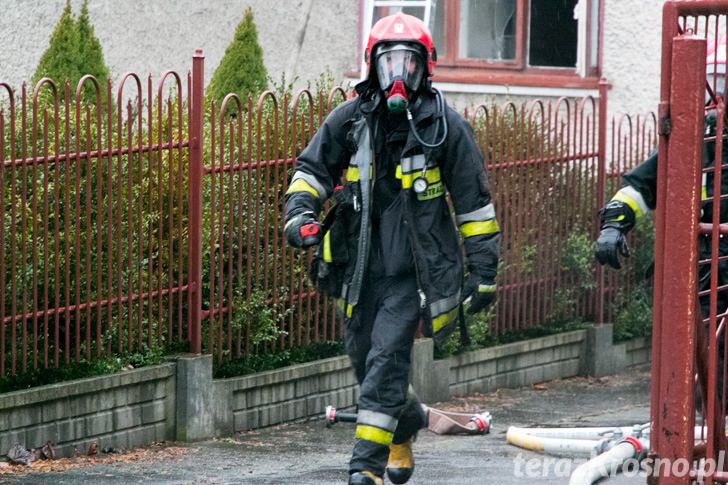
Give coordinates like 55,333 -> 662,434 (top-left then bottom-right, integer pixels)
375,45 -> 424,91
707,73 -> 726,105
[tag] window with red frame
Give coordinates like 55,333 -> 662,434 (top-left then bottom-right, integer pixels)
361,0 -> 601,86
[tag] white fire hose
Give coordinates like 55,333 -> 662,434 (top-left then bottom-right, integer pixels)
506,426 -> 606,456
568,437 -> 646,485
507,424 -> 651,485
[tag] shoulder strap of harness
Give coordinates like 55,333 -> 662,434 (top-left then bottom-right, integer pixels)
346,118 -> 374,309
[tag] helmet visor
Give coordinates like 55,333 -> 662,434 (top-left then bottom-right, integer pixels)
375,44 -> 425,91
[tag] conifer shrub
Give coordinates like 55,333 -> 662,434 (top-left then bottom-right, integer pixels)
206,7 -> 268,106
33,0 -> 110,105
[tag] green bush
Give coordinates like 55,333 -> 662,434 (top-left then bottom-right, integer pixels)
0,341 -> 185,394
33,0 -> 110,104
545,232 -> 598,326
214,340 -> 344,378
612,285 -> 652,342
435,312 -> 585,359
33,1 -> 80,90
1,87 -> 191,373
206,7 -> 268,106
611,219 -> 654,342
76,0 -> 110,105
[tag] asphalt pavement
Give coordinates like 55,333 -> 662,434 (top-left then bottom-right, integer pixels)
1,366 -> 652,484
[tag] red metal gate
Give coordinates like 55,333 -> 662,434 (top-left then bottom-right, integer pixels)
651,2 -> 728,483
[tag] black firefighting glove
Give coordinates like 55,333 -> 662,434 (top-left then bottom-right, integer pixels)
462,272 -> 497,315
594,199 -> 635,270
284,211 -> 322,249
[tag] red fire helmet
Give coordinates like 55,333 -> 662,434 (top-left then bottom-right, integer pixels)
707,35 -> 727,75
365,12 -> 437,80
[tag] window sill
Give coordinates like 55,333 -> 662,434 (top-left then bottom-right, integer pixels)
431,68 -> 601,89
344,69 -> 603,97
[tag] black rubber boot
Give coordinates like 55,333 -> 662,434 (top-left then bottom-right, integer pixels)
348,471 -> 383,485
386,440 -> 414,484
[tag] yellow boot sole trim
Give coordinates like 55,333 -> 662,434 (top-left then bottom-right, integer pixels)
360,471 -> 383,485
355,425 -> 394,445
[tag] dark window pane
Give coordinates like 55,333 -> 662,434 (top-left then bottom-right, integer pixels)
459,0 -> 516,61
529,0 -> 578,67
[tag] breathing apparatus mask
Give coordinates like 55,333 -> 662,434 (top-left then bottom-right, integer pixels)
371,42 -> 448,155
375,43 -> 426,113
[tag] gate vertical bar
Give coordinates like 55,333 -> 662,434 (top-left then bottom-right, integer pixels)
595,77 -> 608,325
654,33 -> 706,485
649,3 -> 679,470
188,49 -> 204,354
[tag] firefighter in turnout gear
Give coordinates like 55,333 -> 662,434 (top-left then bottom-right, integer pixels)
595,38 -> 728,320
596,112 -> 728,316
595,38 -> 728,417
284,12 -> 499,485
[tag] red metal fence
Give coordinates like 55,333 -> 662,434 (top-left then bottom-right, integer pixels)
202,74 -> 656,357
650,2 -> 728,484
0,68 -> 196,377
465,89 -> 656,336
0,50 -> 655,377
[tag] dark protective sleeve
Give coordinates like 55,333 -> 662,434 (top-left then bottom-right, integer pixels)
441,107 -> 500,282
284,100 -> 358,220
621,149 -> 658,211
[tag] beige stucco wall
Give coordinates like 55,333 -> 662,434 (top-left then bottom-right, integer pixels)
0,0 -> 357,91
601,0 -> 662,120
0,0 -> 666,122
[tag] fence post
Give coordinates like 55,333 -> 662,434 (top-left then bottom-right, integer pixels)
188,49 -> 204,354
653,33 -> 705,485
595,77 -> 609,325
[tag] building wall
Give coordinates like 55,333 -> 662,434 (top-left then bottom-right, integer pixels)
1,0 -> 665,121
441,0 -> 664,120
0,0 -> 357,91
601,0 -> 662,120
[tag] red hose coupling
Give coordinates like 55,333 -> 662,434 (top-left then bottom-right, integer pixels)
623,436 -> 643,454
471,415 -> 489,433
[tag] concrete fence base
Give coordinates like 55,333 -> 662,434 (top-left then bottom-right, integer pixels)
0,324 -> 649,459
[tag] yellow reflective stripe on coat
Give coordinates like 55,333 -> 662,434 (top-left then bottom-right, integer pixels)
323,231 -> 333,263
432,307 -> 459,334
346,166 -> 373,182
611,192 -> 642,219
286,178 -> 320,198
459,219 -> 500,238
355,425 -> 394,445
336,299 -> 354,318
610,186 -> 649,220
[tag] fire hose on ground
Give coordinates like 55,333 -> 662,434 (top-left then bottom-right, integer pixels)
324,405 -> 493,435
324,406 -> 719,484
506,424 -> 650,485
506,423 -> 724,485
